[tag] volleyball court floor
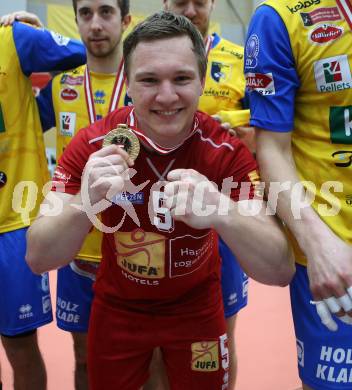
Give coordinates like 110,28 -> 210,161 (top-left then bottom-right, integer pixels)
0,274 -> 301,389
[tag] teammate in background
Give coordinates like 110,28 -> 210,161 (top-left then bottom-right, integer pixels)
26,12 -> 294,390
0,19 -> 85,390
37,1 -> 131,388
156,1 -> 252,388
245,1 -> 352,389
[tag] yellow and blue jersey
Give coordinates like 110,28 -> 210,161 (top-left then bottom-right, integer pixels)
245,0 -> 352,265
200,33 -> 249,127
0,22 -> 86,234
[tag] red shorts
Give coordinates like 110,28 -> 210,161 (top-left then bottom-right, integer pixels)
88,297 -> 228,390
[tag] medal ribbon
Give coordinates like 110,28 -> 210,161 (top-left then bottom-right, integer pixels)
337,0 -> 352,30
205,35 -> 214,58
126,109 -> 200,155
84,60 -> 126,124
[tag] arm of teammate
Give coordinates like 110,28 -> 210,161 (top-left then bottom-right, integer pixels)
257,130 -> 352,322
26,144 -> 134,274
12,21 -> 86,76
164,169 -> 295,286
0,10 -> 43,27
248,5 -> 352,327
36,80 -> 56,131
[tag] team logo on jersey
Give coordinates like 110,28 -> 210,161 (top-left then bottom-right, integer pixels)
60,74 -> 84,86
59,112 -> 76,137
245,34 -> 259,69
300,7 -> 342,26
314,55 -> 352,92
210,62 -> 232,83
309,24 -> 343,44
330,106 -> 352,144
0,171 -> 7,188
191,341 -> 219,372
61,88 -> 79,101
50,31 -> 70,46
94,90 -> 106,104
297,339 -> 305,367
115,229 -> 166,279
0,103 -> 5,133
245,72 -> 276,96
19,304 -> 34,319
287,0 -> 321,14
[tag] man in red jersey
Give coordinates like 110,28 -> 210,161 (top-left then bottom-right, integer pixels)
26,12 -> 294,389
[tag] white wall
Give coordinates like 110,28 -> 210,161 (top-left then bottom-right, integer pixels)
0,0 -> 27,15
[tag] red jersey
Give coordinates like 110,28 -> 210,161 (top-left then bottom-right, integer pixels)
53,106 -> 257,316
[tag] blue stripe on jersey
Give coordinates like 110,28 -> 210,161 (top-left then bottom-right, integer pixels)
245,5 -> 300,132
37,80 -> 55,131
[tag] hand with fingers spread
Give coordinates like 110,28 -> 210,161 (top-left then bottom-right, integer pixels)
307,233 -> 352,331
0,11 -> 43,28
164,168 -> 226,230
81,144 -> 134,209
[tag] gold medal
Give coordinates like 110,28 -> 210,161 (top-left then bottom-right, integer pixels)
103,124 -> 140,161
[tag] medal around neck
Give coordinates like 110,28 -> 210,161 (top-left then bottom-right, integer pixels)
103,124 -> 140,161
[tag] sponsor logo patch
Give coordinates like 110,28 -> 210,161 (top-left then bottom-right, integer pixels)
59,112 -> 76,137
330,106 -> 352,144
245,34 -> 259,69
115,229 -> 166,279
314,55 -> 352,93
60,74 -> 84,86
61,88 -> 78,101
287,0 -> 321,14
300,7 -> 342,26
245,72 -> 276,96
309,24 -> 343,44
112,192 -> 145,205
191,341 -> 219,372
94,90 -> 106,104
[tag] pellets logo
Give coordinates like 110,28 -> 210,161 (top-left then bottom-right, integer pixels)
309,24 -> 343,44
59,112 -> 76,137
314,55 -> 352,93
245,72 -> 276,96
115,229 -> 166,279
210,62 -> 232,83
61,88 -> 78,101
191,341 -> 219,372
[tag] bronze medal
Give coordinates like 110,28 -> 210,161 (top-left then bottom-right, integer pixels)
103,124 -> 140,161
